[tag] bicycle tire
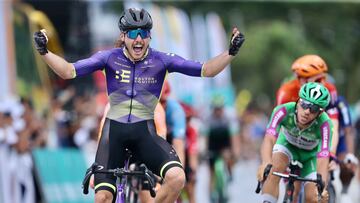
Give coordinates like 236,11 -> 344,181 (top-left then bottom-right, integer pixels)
283,182 -> 294,203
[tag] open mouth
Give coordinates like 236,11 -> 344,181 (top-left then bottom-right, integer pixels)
133,44 -> 143,54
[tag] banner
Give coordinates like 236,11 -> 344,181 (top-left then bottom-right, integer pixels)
32,148 -> 92,203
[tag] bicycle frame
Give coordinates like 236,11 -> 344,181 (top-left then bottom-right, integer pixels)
116,155 -> 131,203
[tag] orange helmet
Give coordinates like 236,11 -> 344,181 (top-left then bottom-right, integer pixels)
291,55 -> 328,78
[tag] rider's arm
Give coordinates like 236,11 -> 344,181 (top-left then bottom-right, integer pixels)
338,98 -> 355,154
317,118 -> 333,186
165,28 -> 244,78
201,52 -> 235,77
34,30 -> 107,79
344,126 -> 355,154
261,105 -> 287,164
317,157 -> 329,186
329,117 -> 339,155
202,28 -> 244,77
41,51 -> 76,79
260,134 -> 277,165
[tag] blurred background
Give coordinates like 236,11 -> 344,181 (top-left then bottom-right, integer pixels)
1,0 -> 360,203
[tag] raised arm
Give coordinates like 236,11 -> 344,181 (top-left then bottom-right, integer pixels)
202,27 -> 245,77
33,30 -> 75,79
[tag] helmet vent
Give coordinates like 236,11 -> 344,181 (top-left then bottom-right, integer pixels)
310,64 -> 319,70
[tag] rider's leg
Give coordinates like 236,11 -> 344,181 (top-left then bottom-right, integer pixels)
155,166 -> 186,203
304,182 -> 318,203
95,190 -> 113,203
185,181 -> 196,203
94,119 -> 124,203
262,152 -> 289,202
135,121 -> 185,203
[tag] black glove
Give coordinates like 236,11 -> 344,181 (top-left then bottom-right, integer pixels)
33,30 -> 48,55
229,32 -> 245,56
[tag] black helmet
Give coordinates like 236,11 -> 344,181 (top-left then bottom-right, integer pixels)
118,8 -> 153,31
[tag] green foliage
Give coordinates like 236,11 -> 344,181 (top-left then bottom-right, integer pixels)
170,1 -> 360,103
232,20 -> 315,101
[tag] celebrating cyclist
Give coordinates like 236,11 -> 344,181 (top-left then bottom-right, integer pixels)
257,82 -> 332,203
33,8 -> 244,203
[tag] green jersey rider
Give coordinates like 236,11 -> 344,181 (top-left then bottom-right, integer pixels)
257,82 -> 332,203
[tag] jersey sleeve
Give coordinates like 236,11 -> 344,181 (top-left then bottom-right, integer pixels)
338,98 -> 352,127
324,82 -> 339,119
162,53 -> 204,77
265,104 -> 288,138
317,119 -> 333,158
73,50 -> 111,77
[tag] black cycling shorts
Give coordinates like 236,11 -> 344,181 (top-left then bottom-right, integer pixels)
94,119 -> 183,196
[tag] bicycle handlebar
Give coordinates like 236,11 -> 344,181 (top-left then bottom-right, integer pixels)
272,171 -> 325,194
82,162 -> 159,198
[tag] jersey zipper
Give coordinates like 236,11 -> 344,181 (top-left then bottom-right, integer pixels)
127,64 -> 136,123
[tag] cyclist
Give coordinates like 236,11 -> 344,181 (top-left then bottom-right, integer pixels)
257,82 -> 331,203
206,97 -> 237,202
181,102 -> 199,203
276,55 -> 339,158
159,81 -> 186,164
335,95 -> 358,195
33,8 -> 244,203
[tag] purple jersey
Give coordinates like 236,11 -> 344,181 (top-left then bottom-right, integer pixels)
73,47 -> 203,123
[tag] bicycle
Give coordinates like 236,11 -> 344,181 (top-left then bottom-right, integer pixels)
256,160 -> 325,203
82,149 -> 159,203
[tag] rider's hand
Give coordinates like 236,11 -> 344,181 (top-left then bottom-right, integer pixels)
257,163 -> 268,182
320,189 -> 329,203
344,153 -> 359,166
228,27 -> 245,56
328,159 -> 338,171
33,29 -> 49,55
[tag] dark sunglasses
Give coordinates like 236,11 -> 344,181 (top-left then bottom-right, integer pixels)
299,99 -> 322,114
126,29 -> 150,39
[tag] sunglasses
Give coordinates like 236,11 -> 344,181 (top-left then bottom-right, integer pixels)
299,99 -> 322,114
126,29 -> 150,39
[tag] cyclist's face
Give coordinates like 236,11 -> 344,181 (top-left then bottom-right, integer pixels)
298,73 -> 326,85
122,30 -> 151,61
296,100 -> 321,125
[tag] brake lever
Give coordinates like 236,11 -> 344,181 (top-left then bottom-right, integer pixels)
140,164 -> 157,197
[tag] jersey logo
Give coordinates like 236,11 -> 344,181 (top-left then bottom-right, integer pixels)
310,85 -> 322,99
115,69 -> 131,83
